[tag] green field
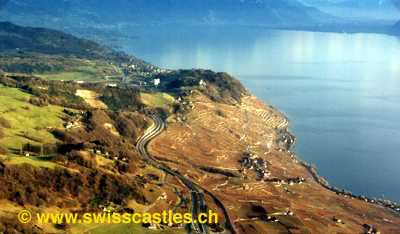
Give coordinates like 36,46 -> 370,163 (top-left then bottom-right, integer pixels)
36,71 -> 99,82
0,155 -> 57,169
0,87 -> 64,152
140,92 -> 175,109
34,63 -> 121,82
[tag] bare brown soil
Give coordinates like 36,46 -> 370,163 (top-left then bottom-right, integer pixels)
149,91 -> 400,234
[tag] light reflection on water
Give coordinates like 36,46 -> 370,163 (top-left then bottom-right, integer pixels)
121,26 -> 400,201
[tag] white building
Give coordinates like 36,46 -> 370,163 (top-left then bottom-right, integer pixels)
199,79 -> 206,87
154,78 -> 161,86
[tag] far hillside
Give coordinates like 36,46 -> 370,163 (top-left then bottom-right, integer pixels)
0,0 -> 334,29
0,21 -> 123,60
0,22 -> 156,83
300,0 -> 400,20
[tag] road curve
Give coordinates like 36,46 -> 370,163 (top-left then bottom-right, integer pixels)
136,115 -> 237,234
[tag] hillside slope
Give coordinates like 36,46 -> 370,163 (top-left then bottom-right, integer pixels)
300,0 -> 400,20
150,92 -> 400,234
0,0 -> 332,28
0,21 -> 129,61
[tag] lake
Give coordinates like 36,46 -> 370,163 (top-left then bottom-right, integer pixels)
119,25 -> 400,201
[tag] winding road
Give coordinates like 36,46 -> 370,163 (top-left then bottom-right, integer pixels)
136,115 -> 237,234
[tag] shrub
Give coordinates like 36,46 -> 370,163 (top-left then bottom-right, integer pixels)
29,97 -> 49,107
101,87 -> 143,111
65,151 -> 97,169
215,109 -> 226,118
112,112 -> 148,141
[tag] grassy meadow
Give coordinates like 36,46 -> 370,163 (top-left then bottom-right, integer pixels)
140,92 -> 175,109
0,86 -> 64,154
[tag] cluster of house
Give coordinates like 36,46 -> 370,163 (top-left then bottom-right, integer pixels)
239,152 -> 270,180
171,97 -> 194,123
238,153 -> 303,186
63,109 -> 84,130
286,177 -> 306,186
89,148 -> 129,163
263,210 -> 295,224
364,198 -> 400,214
277,129 -> 296,151
265,177 -> 306,187
178,97 -> 194,111
122,62 -> 169,78
124,76 -> 163,89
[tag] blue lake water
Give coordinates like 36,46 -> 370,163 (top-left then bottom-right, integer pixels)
119,26 -> 400,201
